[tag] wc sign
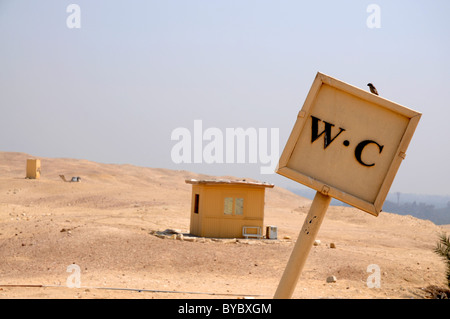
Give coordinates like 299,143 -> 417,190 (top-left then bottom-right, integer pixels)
277,72 -> 421,216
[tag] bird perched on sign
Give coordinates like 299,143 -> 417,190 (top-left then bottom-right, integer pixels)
367,83 -> 378,95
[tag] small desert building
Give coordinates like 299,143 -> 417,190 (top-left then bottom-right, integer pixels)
26,159 -> 41,179
185,179 -> 274,238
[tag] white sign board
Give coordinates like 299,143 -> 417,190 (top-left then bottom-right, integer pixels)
277,72 -> 421,216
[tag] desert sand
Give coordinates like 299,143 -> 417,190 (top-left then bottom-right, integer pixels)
0,151 -> 448,299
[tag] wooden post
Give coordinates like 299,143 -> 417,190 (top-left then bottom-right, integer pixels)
273,191 -> 331,299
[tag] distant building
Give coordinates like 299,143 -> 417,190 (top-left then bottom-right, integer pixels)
26,159 -> 41,179
185,179 -> 274,238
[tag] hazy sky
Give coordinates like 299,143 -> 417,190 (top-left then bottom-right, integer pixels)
1,1 -> 449,196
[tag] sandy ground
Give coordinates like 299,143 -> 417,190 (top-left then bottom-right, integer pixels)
0,151 -> 448,299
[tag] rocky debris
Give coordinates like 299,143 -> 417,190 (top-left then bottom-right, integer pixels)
330,242 -> 336,248
151,229 -> 182,239
326,276 -> 337,283
149,229 -> 289,245
313,239 -> 321,246
423,285 -> 450,299
160,228 -> 181,235
183,236 -> 196,242
151,229 -> 197,241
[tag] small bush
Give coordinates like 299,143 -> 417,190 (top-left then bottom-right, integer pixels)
434,233 -> 450,289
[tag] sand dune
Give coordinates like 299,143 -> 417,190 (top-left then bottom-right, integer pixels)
0,151 -> 448,299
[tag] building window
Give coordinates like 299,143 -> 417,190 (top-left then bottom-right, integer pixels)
194,194 -> 199,214
235,198 -> 244,215
224,197 -> 233,215
224,197 -> 244,215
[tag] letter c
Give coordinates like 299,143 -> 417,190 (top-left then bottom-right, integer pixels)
355,140 -> 384,167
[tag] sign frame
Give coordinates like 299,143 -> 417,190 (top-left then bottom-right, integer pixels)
276,72 -> 421,216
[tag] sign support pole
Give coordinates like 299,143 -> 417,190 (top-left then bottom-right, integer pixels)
273,191 -> 331,299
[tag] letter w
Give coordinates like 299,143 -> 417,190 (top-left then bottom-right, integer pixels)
310,116 -> 345,149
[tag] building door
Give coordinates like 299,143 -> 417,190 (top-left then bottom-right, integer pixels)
190,193 -> 201,236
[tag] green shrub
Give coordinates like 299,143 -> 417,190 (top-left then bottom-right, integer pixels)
434,233 -> 450,289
